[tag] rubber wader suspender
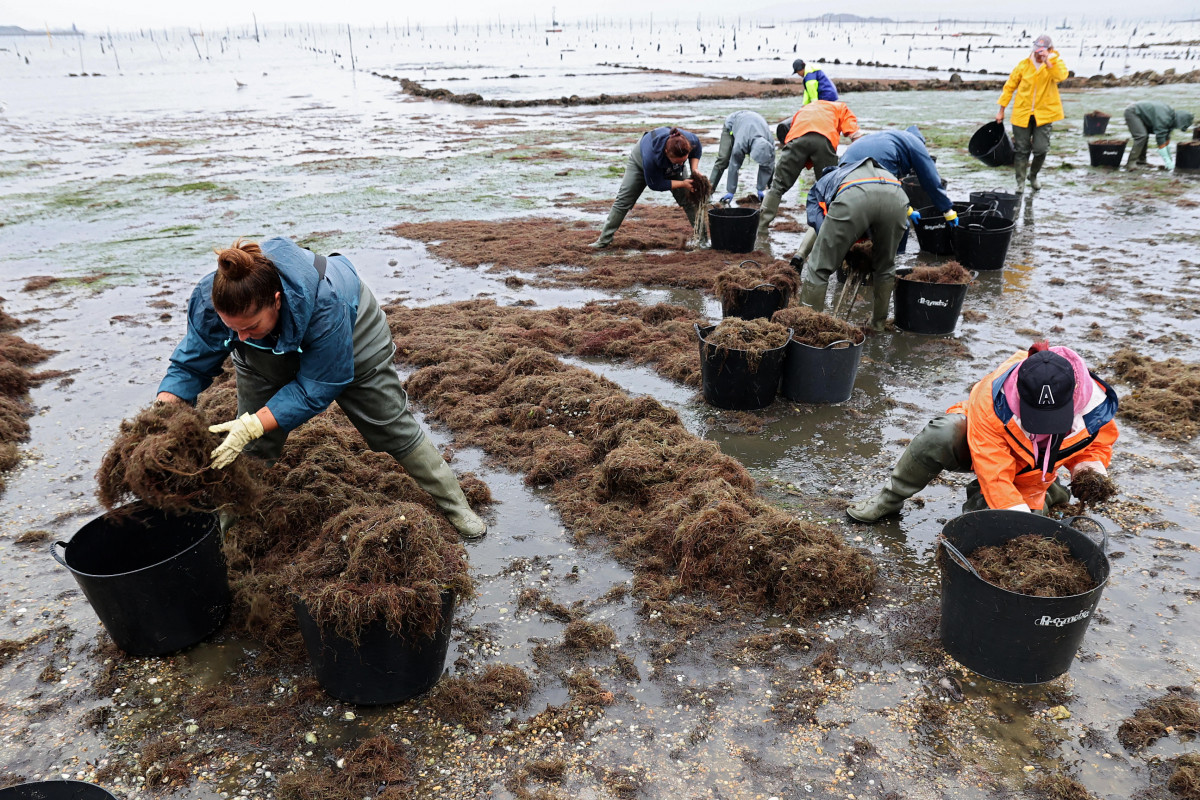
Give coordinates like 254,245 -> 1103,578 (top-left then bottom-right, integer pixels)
313,254 -> 328,280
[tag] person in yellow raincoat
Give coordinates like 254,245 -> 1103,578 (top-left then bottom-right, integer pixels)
995,34 -> 1069,194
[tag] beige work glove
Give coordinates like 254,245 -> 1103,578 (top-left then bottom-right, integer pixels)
1005,502 -> 1032,513
208,412 -> 265,469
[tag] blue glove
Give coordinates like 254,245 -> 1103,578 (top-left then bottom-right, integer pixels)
907,206 -> 921,225
943,209 -> 959,227
757,190 -> 764,201
720,193 -> 734,204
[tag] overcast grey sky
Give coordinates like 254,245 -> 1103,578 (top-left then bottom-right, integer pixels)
6,0 -> 1195,32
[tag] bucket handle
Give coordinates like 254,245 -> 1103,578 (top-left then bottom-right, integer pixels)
822,338 -> 856,350
937,536 -> 982,579
737,259 -> 761,270
1063,516 -> 1109,554
51,541 -> 70,568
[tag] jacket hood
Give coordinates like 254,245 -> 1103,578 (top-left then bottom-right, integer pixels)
254,237 -> 320,352
1176,110 -> 1195,131
750,137 -> 775,165
905,125 -> 926,143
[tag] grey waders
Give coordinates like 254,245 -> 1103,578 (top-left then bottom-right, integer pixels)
847,414 -> 970,522
399,437 -> 488,539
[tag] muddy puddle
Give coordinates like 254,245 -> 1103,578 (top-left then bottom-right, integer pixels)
2,37 -> 1200,800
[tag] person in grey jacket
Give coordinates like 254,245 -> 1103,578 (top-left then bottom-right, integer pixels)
708,110 -> 775,203
156,236 -> 487,539
1124,101 -> 1195,169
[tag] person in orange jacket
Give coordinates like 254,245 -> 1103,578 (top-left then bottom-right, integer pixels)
995,34 -> 1069,194
847,343 -> 1119,522
756,99 -> 862,252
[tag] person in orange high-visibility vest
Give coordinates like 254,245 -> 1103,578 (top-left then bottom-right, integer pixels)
995,34 -> 1068,194
755,100 -> 862,252
848,343 -> 1119,522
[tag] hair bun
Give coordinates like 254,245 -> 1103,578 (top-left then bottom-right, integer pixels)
215,239 -> 265,282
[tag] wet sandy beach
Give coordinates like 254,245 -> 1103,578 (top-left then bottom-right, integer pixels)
2,29 -> 1200,800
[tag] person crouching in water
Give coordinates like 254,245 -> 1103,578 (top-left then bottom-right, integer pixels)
591,127 -> 703,249
156,237 -> 488,539
847,343 -> 1119,522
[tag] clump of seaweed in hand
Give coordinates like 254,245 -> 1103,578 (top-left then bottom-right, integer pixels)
963,533 -> 1095,597
1069,469 -> 1118,505
772,306 -> 865,348
96,402 -> 263,515
686,173 -> 712,207
287,504 -> 474,644
714,262 -> 800,309
901,261 -> 973,285
842,240 -> 873,276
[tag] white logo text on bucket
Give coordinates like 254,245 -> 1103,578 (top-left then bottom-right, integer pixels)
1034,609 -> 1090,627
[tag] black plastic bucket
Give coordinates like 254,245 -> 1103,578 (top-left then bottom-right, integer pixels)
968,122 -> 1015,167
968,190 -> 1018,222
952,214 -> 1015,271
295,590 -> 455,705
1082,112 -> 1110,136
779,336 -> 863,403
708,207 -> 760,253
939,511 -> 1110,684
1088,139 -> 1127,167
913,201 -> 971,255
0,782 -> 118,800
722,283 -> 788,320
901,175 -> 947,212
52,503 -> 230,656
893,268 -> 972,335
696,323 -> 789,410
1177,141 -> 1200,170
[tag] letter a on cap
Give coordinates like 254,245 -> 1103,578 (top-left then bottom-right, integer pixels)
1039,384 -> 1055,406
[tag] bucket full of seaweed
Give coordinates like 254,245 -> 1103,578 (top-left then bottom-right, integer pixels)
893,262 -> 974,335
695,318 -> 790,410
715,259 -> 798,320
288,505 -> 473,705
1088,139 -> 1127,167
708,206 -> 760,253
1082,110 -> 1111,136
53,503 -> 231,656
772,306 -> 865,404
938,510 -> 1110,684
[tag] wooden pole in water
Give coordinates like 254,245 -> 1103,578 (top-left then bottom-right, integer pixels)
253,13 -> 260,43
347,24 -> 356,80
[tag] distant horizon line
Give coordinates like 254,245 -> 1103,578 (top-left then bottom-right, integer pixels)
4,14 -> 1199,35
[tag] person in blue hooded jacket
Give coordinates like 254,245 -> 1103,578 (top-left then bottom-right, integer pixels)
156,236 -> 487,539
787,125 -> 958,267
591,127 -> 702,248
